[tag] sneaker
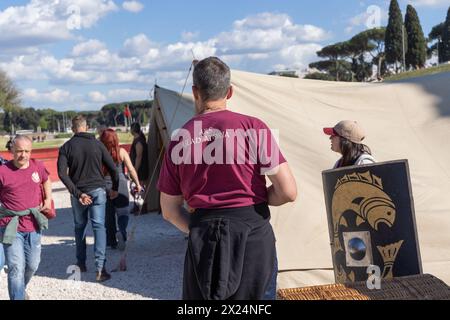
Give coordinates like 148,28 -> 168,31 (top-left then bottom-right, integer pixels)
76,263 -> 87,273
116,231 -> 126,251
96,269 -> 111,282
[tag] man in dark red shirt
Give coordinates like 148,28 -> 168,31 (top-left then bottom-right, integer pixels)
158,57 -> 297,300
0,135 -> 52,300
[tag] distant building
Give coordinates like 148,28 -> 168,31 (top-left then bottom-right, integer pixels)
106,126 -> 149,134
15,129 -> 34,135
14,130 -> 47,142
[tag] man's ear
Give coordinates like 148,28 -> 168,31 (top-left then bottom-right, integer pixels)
226,86 -> 233,100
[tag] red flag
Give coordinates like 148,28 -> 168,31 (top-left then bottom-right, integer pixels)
124,105 -> 131,118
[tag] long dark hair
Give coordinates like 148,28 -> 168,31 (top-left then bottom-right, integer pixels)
338,137 -> 371,167
130,122 -> 145,140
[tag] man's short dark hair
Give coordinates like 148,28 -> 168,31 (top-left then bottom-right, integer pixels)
193,57 -> 231,102
72,115 -> 87,130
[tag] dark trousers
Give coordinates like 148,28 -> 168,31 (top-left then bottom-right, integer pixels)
105,200 -> 117,247
183,203 -> 277,300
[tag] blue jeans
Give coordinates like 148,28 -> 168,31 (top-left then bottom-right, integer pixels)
263,255 -> 278,300
0,242 -> 4,271
70,188 -> 107,272
0,229 -> 41,300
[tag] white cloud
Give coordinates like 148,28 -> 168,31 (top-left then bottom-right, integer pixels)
72,39 -> 107,57
217,28 -> 286,54
0,14 -> 326,88
66,0 -> 118,28
346,6 -> 388,34
217,12 -> 329,54
154,71 -> 186,81
107,88 -> 149,101
121,34 -> 159,58
220,54 -> 245,65
285,24 -> 330,42
233,12 -> 291,29
346,12 -> 370,34
0,0 -> 118,50
24,88 -> 71,103
2,11 -> 328,85
122,1 -> 144,13
85,88 -> 151,106
278,44 -> 323,70
166,40 -> 217,63
247,53 -> 270,60
0,53 -> 47,80
88,91 -> 107,102
131,38 -> 217,71
220,43 -> 322,75
181,31 -> 200,42
3,11 -> 330,110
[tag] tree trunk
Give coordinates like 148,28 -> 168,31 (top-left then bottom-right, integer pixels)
378,57 -> 383,79
335,60 -> 339,81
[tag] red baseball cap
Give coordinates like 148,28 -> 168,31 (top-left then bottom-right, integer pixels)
323,127 -> 337,136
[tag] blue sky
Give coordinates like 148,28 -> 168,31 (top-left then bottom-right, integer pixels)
1,0 -> 448,111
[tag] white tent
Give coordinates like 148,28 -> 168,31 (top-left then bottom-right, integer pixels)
147,70 -> 450,288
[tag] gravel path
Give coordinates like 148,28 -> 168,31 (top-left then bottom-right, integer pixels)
0,182 -> 186,300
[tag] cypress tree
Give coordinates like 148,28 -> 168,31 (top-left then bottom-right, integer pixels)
385,0 -> 405,70
442,6 -> 450,62
405,5 -> 427,69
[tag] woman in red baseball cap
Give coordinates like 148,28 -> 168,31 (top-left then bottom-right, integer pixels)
323,120 -> 375,168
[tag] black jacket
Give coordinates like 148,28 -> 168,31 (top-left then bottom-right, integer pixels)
57,132 -> 119,198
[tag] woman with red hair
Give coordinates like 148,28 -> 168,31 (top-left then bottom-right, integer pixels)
100,129 -> 142,250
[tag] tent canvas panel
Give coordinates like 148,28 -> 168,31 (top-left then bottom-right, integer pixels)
149,70 -> 450,287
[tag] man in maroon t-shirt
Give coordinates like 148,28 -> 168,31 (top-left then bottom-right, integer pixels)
157,57 -> 297,300
0,135 -> 52,300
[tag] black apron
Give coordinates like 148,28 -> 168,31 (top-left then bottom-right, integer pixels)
183,203 -> 276,300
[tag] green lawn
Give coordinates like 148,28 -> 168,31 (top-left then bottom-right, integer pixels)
0,136 -> 9,151
0,131 -> 136,151
116,132 -> 135,144
29,139 -> 68,149
384,63 -> 450,82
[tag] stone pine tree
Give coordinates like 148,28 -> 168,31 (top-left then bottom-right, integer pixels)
405,5 -> 427,69
442,6 -> 450,62
428,23 -> 444,63
385,0 -> 405,71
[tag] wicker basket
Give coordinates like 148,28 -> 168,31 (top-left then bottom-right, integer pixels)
277,274 -> 450,300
